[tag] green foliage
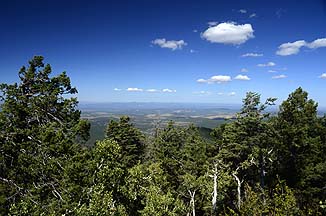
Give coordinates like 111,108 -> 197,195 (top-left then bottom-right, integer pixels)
123,163 -> 186,215
274,87 -> 326,211
1,57 -> 326,214
106,116 -> 145,168
0,56 -> 90,214
239,181 -> 300,216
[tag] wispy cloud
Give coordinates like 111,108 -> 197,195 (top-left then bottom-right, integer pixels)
268,70 -> 277,73
207,21 -> 219,26
241,68 -> 248,72
146,89 -> 159,93
197,75 -> 232,84
193,91 -> 212,95
234,74 -> 250,80
162,88 -> 177,93
249,13 -> 257,18
257,62 -> 276,67
272,74 -> 287,79
114,88 -> 122,91
276,38 -> 326,56
216,92 -> 236,96
151,38 -> 187,50
228,92 -> 236,96
127,87 -> 143,92
239,9 -> 247,14
201,22 -> 254,45
242,52 -> 263,57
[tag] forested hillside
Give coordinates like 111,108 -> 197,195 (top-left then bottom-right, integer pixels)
1,57 -> 326,215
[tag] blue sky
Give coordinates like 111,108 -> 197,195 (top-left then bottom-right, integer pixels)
0,0 -> 326,105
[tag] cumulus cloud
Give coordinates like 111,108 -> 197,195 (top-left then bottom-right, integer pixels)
276,38 -> 326,56
197,75 -> 232,84
151,38 -> 187,50
114,88 -> 122,91
306,38 -> 326,49
276,40 -> 306,56
242,52 -> 263,57
239,9 -> 247,14
162,88 -> 177,93
257,62 -> 276,67
319,73 -> 326,79
234,74 -> 250,80
127,87 -> 143,92
201,22 -> 254,45
272,74 -> 287,79
241,68 -> 248,72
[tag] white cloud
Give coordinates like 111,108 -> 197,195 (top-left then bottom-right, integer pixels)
146,89 -> 159,92
276,38 -> 326,56
239,9 -> 247,14
208,21 -> 219,26
196,78 -> 207,83
319,73 -> 326,79
242,52 -> 263,57
272,74 -> 287,79
197,75 -> 232,84
190,49 -> 196,53
216,92 -> 235,96
151,38 -> 187,50
194,91 -> 211,95
201,22 -> 254,45
162,88 -> 177,93
127,87 -> 143,92
234,74 -> 250,80
241,68 -> 248,72
307,38 -> 326,49
228,92 -> 236,96
114,88 -> 121,91
257,62 -> 276,67
276,40 -> 306,56
268,70 -> 277,73
249,13 -> 257,18
193,29 -> 198,33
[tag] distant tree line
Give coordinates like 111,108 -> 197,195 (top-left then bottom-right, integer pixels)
1,56 -> 326,215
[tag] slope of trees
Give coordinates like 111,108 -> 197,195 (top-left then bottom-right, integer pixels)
1,56 -> 326,215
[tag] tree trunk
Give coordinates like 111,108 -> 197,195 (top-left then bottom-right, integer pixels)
212,163 -> 218,212
232,172 -> 242,210
188,190 -> 196,216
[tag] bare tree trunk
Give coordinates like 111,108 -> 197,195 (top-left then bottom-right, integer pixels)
188,190 -> 196,216
212,163 -> 218,212
232,172 -> 242,210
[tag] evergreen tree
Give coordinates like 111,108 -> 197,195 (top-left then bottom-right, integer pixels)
106,116 -> 145,168
0,56 -> 90,214
274,87 -> 326,210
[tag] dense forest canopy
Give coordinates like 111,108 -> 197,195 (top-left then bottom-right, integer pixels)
1,56 -> 326,215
